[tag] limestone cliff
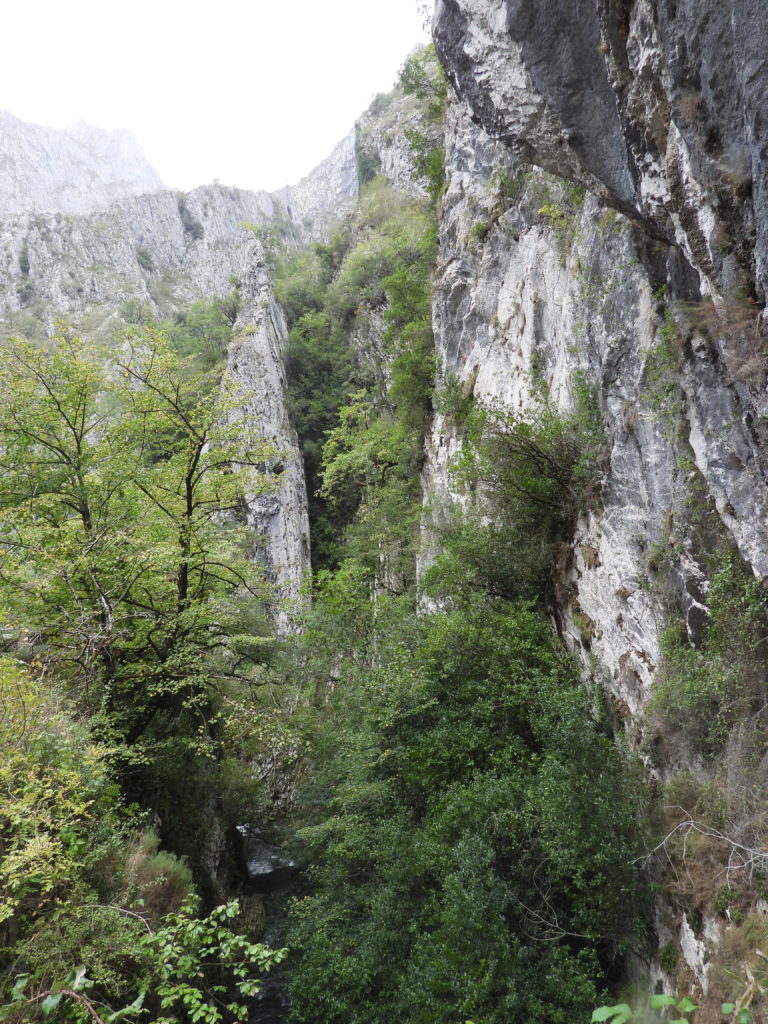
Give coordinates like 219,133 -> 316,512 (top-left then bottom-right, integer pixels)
8,25 -> 767,998
227,239 -> 311,629
273,131 -> 359,239
0,113 -> 361,630
0,82 -> 437,629
427,0 -> 768,1001
0,185 -> 277,338
0,111 -> 164,216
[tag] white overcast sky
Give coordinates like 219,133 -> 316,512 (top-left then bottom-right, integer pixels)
1,0 -> 429,192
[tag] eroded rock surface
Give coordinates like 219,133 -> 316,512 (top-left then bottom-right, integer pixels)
0,111 -> 164,216
228,239 -> 311,630
427,0 -> 768,723
426,0 -> 768,996
434,0 -> 768,298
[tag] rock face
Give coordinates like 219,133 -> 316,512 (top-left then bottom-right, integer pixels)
228,239 -> 311,630
274,131 -> 359,238
0,184 -> 279,339
235,825 -> 297,891
0,88 -> 435,626
0,111 -> 164,216
423,92 -> 768,712
428,0 -> 768,998
0,97 -> 426,341
429,0 -> 768,717
433,0 -> 768,299
355,89 -> 439,198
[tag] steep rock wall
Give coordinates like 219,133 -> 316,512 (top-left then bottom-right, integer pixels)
228,239 -> 311,630
428,0 -> 768,724
274,131 -> 359,238
423,99 -> 671,718
433,0 -> 768,299
0,111 -> 164,216
0,112 -> 364,341
0,130 -> 350,628
427,0 -> 768,997
0,185 -> 278,338
355,89 -> 437,198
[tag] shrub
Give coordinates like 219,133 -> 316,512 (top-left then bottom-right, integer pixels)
398,43 -> 447,123
687,296 -> 766,383
16,280 -> 34,305
426,399 -> 602,603
354,137 -> 382,186
434,371 -> 475,427
123,829 -> 194,920
470,219 -> 492,244
649,554 -> 768,757
18,242 -> 30,277
120,297 -> 151,324
177,195 -> 204,240
135,245 -> 154,271
161,293 -> 237,371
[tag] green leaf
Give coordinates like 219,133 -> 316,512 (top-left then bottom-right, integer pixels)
678,998 -> 699,1013
70,965 -> 91,991
41,993 -> 63,1017
650,994 -> 678,1009
592,1005 -> 633,1023
736,1010 -> 751,1024
721,1004 -> 736,1014
10,975 -> 29,1000
106,991 -> 146,1021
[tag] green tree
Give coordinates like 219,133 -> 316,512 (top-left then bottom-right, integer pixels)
0,328 -> 278,858
162,292 -> 239,372
0,657 -> 120,931
287,598 -> 647,1024
425,399 -> 602,604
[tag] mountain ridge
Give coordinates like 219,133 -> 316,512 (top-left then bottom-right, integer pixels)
0,109 -> 165,216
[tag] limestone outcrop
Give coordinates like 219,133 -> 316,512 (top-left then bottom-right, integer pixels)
427,0 -> 768,717
433,0 -> 768,299
427,0 -> 768,994
0,111 -> 164,216
228,239 -> 311,630
0,115 -> 346,629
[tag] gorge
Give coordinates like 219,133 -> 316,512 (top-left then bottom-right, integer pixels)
2,2 -> 768,1022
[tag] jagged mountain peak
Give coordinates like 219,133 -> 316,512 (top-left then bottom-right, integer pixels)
0,109 -> 164,217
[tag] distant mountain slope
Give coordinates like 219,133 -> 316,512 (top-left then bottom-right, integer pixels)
0,110 -> 164,215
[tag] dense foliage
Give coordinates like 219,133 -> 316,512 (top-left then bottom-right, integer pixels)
0,330 -> 279,862
275,174 -> 645,1016
0,326 -> 288,1021
0,656 -> 284,1023
280,369 -> 646,1022
426,393 -> 604,605
287,592 -> 645,1024
650,553 -> 768,757
274,177 -> 437,571
253,50 -> 647,1021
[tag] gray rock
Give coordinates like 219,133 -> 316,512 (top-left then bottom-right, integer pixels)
0,110 -> 164,216
427,1 -> 768,987
421,95 -> 768,739
227,239 -> 311,632
433,0 -> 768,298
